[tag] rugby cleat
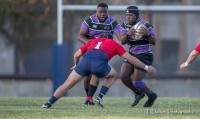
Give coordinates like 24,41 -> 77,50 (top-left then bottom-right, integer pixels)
83,99 -> 95,106
143,92 -> 158,107
94,96 -> 104,108
131,92 -> 145,107
42,102 -> 51,109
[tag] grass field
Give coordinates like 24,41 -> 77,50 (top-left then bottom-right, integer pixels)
0,97 -> 199,119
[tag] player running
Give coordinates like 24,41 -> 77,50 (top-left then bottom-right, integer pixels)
119,6 -> 158,107
77,3 -> 141,106
42,37 -> 156,109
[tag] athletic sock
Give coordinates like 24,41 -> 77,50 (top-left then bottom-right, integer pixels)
146,91 -> 154,98
134,90 -> 143,95
86,96 -> 93,101
84,88 -> 89,96
88,84 -> 98,97
98,86 -> 109,98
48,96 -> 58,104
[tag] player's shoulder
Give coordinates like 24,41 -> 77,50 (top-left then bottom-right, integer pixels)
140,19 -> 153,28
107,39 -> 120,45
197,43 -> 200,48
107,15 -> 119,24
121,21 -> 128,27
85,14 -> 96,22
121,21 -> 127,25
107,15 -> 115,21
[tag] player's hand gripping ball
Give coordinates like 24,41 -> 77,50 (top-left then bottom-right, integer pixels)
132,22 -> 147,40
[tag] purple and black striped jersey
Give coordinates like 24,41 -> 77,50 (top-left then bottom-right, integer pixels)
81,14 -> 122,39
121,19 -> 156,54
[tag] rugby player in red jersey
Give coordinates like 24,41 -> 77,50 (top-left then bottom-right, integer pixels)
42,38 -> 156,109
180,43 -> 200,69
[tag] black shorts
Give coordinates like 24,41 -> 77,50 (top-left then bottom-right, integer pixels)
124,52 -> 153,72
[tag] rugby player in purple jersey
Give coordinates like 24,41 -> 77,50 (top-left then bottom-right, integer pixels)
77,3 -> 142,106
119,6 -> 158,107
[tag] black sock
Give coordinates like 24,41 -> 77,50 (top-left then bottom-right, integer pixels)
85,88 -> 89,96
88,84 -> 98,97
135,90 -> 143,95
147,91 -> 154,98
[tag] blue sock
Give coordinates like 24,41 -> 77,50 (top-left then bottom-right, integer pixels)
98,86 -> 109,98
48,96 -> 58,104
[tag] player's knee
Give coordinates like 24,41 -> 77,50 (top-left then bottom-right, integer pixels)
107,67 -> 116,78
132,80 -> 145,90
120,75 -> 128,82
111,68 -> 117,77
120,73 -> 130,82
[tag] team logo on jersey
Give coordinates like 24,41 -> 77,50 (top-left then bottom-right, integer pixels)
92,24 -> 97,29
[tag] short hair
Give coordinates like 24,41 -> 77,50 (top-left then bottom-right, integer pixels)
97,3 -> 108,9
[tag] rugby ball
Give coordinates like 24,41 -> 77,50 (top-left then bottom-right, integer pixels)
132,22 -> 146,40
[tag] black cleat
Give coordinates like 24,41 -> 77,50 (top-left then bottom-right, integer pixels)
131,93 -> 145,107
94,96 -> 104,108
42,102 -> 51,109
83,99 -> 95,106
143,92 -> 158,107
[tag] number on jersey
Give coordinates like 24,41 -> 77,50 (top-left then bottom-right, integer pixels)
94,42 -> 102,49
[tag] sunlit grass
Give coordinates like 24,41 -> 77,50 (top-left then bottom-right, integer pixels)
0,97 -> 199,119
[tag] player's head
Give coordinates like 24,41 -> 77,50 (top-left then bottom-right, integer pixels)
96,3 -> 108,23
126,6 -> 139,24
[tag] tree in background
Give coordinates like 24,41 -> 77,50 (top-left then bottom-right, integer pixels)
0,0 -> 56,74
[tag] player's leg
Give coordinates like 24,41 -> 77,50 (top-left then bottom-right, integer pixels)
131,52 -> 157,107
42,70 -> 84,109
85,75 -> 99,105
83,76 -> 90,96
132,69 -> 157,107
95,66 -> 116,108
120,62 -> 145,107
120,62 -> 137,92
83,76 -> 92,105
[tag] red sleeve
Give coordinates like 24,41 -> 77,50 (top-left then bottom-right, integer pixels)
114,42 -> 126,56
194,44 -> 200,52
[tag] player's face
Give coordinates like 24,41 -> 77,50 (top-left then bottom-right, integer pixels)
126,13 -> 135,25
96,7 -> 108,23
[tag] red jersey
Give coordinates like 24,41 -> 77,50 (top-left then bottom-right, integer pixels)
80,38 -> 126,60
195,44 -> 200,52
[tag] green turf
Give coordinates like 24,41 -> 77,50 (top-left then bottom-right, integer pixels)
0,97 -> 199,119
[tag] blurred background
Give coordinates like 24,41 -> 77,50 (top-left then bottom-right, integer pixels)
0,0 -> 200,97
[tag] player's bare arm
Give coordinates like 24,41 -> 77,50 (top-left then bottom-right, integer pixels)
127,27 -> 136,36
139,26 -> 156,45
116,32 -> 127,45
74,49 -> 82,65
77,26 -> 89,44
121,27 -> 136,45
180,50 -> 199,69
117,27 -> 136,45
